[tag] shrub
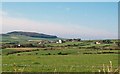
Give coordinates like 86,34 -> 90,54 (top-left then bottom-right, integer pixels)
48,53 -> 51,55
57,52 -> 68,55
61,53 -> 68,55
32,62 -> 40,64
58,52 -> 62,55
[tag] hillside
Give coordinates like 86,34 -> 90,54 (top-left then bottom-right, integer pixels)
0,31 -> 61,43
7,31 -> 57,38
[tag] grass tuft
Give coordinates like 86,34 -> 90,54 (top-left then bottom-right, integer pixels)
99,61 -> 120,74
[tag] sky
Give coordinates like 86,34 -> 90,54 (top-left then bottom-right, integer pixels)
1,2 -> 118,39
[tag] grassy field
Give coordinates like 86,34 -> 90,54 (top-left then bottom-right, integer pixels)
2,48 -> 119,72
1,39 -> 119,72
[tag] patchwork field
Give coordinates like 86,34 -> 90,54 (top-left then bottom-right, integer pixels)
2,47 -> 119,72
1,36 -> 120,73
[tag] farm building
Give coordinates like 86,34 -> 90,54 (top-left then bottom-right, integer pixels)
17,44 -> 21,47
38,40 -> 50,44
95,41 -> 101,44
56,40 -> 64,43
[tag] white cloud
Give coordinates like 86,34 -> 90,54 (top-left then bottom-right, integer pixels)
1,10 -> 117,39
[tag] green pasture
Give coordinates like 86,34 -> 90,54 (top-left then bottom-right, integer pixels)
1,39 -> 119,72
2,54 -> 118,72
2,47 -> 119,72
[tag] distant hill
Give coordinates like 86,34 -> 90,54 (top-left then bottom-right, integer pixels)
0,34 -> 9,36
6,31 -> 57,38
0,31 -> 60,43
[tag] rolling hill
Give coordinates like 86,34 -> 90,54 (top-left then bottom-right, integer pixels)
7,31 -> 57,38
0,31 -> 60,43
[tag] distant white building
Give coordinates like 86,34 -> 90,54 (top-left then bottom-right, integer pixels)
18,44 -> 21,47
38,42 -> 42,44
95,42 -> 101,44
58,40 -> 62,43
56,40 -> 62,44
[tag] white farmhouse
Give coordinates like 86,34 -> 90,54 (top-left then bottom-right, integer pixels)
95,42 -> 101,44
56,40 -> 62,43
58,40 -> 62,43
18,44 -> 21,47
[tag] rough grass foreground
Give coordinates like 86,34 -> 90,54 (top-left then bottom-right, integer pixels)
2,54 -> 118,72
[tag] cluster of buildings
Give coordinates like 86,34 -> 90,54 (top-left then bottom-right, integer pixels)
6,38 -> 113,48
27,38 -> 81,45
51,38 -> 81,44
